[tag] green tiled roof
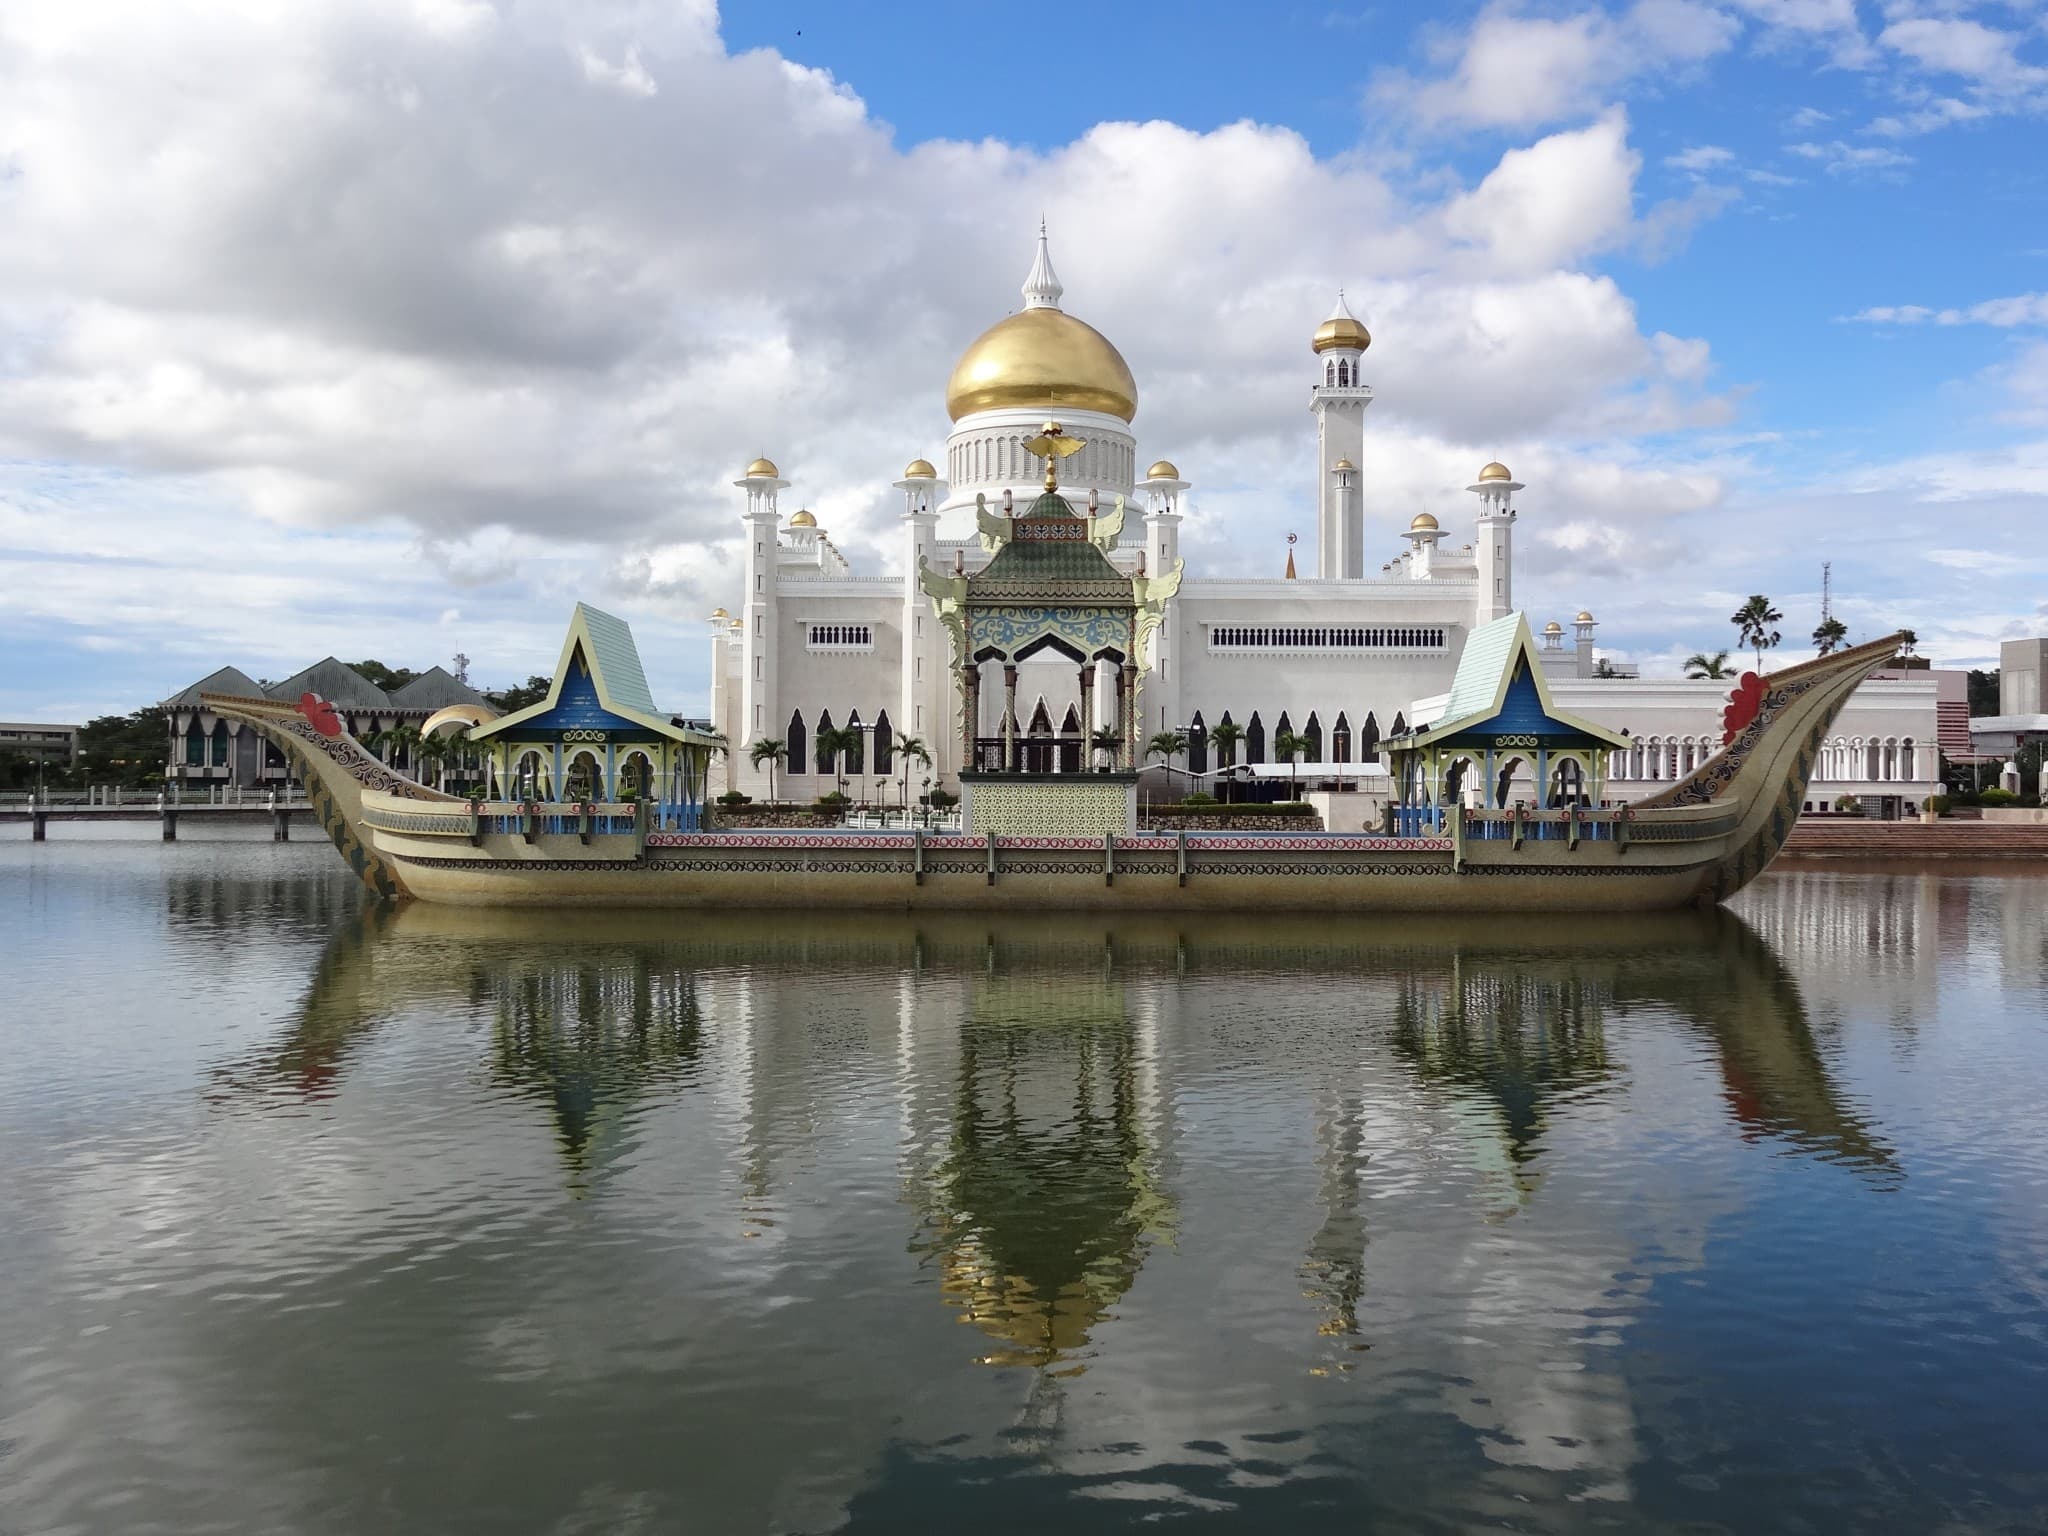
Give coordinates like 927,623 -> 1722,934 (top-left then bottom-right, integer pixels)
1439,612 -> 1522,723
575,603 -> 659,716
975,534 -> 1128,587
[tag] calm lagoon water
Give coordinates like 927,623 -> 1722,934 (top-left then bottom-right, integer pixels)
2,829 -> 2045,1534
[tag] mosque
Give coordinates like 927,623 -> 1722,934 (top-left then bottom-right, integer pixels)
704,229 -> 1943,818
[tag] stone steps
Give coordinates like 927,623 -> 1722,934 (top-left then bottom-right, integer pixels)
1783,820 -> 2048,857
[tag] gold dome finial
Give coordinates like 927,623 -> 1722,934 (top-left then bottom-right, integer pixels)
1146,459 -> 1180,481
1312,290 -> 1371,355
789,508 -> 817,528
744,456 -> 779,479
1478,460 -> 1512,482
1544,620 -> 1564,635
903,457 -> 937,480
1409,511 -> 1439,532
1023,421 -> 1087,493
1576,609 -> 1594,623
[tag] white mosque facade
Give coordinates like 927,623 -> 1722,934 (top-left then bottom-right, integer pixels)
708,233 -> 1944,815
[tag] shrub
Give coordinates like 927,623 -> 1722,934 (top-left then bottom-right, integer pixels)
716,790 -> 752,807
1181,792 -> 1220,807
1833,795 -> 1864,815
1979,787 -> 2018,807
926,787 -> 959,809
1922,794 -> 1950,815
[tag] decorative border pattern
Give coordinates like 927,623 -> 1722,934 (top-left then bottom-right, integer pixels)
644,831 -> 1451,853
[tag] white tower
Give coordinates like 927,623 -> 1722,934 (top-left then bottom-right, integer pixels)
1309,293 -> 1372,579
1573,610 -> 1597,673
1141,459 -> 1190,737
735,456 -> 788,755
1402,508 -> 1443,580
1467,460 -> 1520,624
896,457 -> 944,773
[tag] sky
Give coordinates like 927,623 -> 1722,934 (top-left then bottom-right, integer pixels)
2,0 -> 2046,722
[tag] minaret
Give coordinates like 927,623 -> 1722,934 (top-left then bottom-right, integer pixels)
1467,460 -> 1520,624
1310,293 -> 1372,579
1403,509 -> 1443,580
1573,610 -> 1597,674
735,456 -> 788,760
1142,459 -> 1189,736
896,457 -> 944,773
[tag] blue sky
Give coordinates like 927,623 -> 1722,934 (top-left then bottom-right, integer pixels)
2,0 -> 2046,722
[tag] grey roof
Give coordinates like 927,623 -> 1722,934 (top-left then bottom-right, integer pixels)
390,665 -> 487,709
576,603 -> 660,717
164,665 -> 267,708
264,658 -> 392,709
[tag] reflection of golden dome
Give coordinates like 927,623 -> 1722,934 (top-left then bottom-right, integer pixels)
904,458 -> 937,479
1544,621 -> 1564,634
1312,293 -> 1371,354
789,509 -> 817,527
1146,459 -> 1179,480
1478,461 -> 1513,482
946,307 -> 1138,423
1576,610 -> 1594,623
744,457 -> 779,478
1409,512 -> 1439,531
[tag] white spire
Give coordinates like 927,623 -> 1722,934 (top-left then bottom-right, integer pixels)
1022,220 -> 1063,310
1327,288 -> 1359,324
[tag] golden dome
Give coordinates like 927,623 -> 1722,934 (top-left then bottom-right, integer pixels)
1146,459 -> 1179,480
903,458 -> 937,479
1478,461 -> 1513,482
1409,511 -> 1439,531
1543,620 -> 1564,634
1312,315 -> 1371,354
945,307 -> 1138,424
709,606 -> 729,619
744,457 -> 779,479
789,509 -> 817,528
1334,458 -> 1356,471
1576,609 -> 1594,623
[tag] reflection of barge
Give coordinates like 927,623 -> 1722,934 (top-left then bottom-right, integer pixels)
200,602 -> 1903,912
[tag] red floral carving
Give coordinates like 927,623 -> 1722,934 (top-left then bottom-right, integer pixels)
1721,672 -> 1764,745
297,692 -> 343,739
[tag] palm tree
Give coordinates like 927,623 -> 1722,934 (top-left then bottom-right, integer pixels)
1273,728 -> 1313,800
414,730 -> 448,790
892,733 -> 932,810
1731,595 -> 1783,674
1147,729 -> 1187,768
1208,719 -> 1245,802
747,737 -> 786,802
1897,627 -> 1918,659
1684,650 -> 1734,680
814,726 -> 860,797
1811,616 -> 1848,657
1089,725 -> 1121,771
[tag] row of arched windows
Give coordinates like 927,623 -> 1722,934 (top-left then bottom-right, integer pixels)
1208,626 -> 1445,651
785,708 -> 897,777
1608,735 -> 1922,783
1180,708 -> 1405,774
1324,359 -> 1358,387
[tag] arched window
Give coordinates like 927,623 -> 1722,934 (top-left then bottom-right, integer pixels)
1304,711 -> 1323,761
1391,711 -> 1407,737
873,711 -> 893,776
1360,711 -> 1381,763
787,710 -> 807,776
846,710 -> 865,774
184,719 -> 206,765
1333,712 -> 1351,763
1187,711 -> 1208,775
1275,710 -> 1293,745
211,719 -> 230,766
1326,360 -> 1336,386
814,709 -> 835,775
1245,711 -> 1265,765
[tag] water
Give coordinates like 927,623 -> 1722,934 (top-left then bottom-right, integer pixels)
2,830 -> 2045,1534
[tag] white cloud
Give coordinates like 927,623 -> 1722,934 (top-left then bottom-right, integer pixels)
1846,294 -> 2048,327
1665,143 -> 1736,172
1787,105 -> 1832,128
1373,1 -> 1739,130
1878,17 -> 2048,91
1786,139 -> 1914,175
1442,111 -> 1641,272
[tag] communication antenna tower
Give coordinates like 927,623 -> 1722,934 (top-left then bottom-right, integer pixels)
453,652 -> 471,686
1820,563 -> 1832,624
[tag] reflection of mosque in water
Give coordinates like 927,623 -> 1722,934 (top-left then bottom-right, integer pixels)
210,899 -> 1902,1502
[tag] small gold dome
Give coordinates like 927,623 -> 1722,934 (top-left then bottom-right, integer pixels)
744,457 -> 779,479
789,509 -> 817,528
1478,461 -> 1513,482
1576,610 -> 1594,623
1335,458 -> 1356,471
1409,511 -> 1439,531
1146,459 -> 1179,480
946,307 -> 1138,423
1312,314 -> 1371,354
709,607 -> 729,619
1544,620 -> 1564,634
903,458 -> 937,479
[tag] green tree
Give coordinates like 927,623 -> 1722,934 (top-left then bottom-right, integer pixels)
1685,650 -> 1733,680
1811,616 -> 1848,656
748,737 -> 787,802
1208,719 -> 1246,802
349,659 -> 420,693
490,675 -> 552,712
1089,725 -> 1122,770
414,730 -> 449,790
892,733 -> 932,809
1146,729 -> 1187,768
814,726 -> 861,796
1896,627 -> 1918,659
75,708 -> 170,788
1731,595 -> 1783,673
1273,728 -> 1314,800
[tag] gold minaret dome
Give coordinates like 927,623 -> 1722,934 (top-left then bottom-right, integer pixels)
945,227 -> 1138,424
903,458 -> 937,479
1544,620 -> 1564,634
1477,461 -> 1513,482
789,509 -> 817,527
1576,609 -> 1594,623
709,606 -> 729,619
744,457 -> 779,478
1146,459 -> 1179,480
1312,292 -> 1371,355
1335,458 -> 1356,471
1409,511 -> 1439,531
